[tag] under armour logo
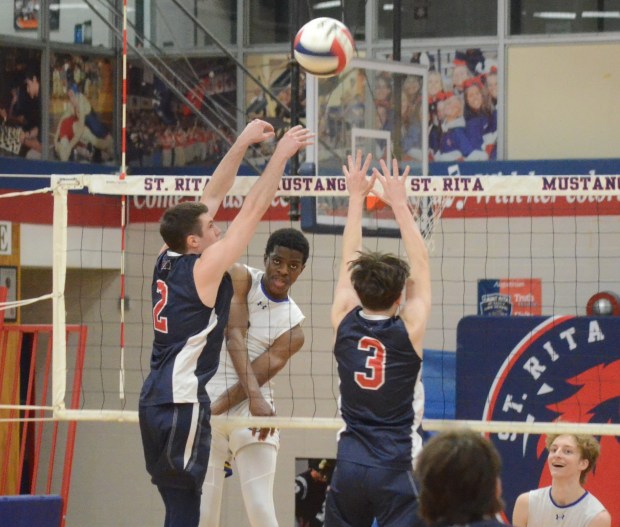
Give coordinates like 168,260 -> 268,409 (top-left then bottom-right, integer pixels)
256,301 -> 268,310
556,513 -> 565,521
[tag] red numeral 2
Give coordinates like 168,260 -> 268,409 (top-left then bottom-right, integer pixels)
153,279 -> 169,333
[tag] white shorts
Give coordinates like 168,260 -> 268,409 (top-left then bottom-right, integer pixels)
211,423 -> 280,458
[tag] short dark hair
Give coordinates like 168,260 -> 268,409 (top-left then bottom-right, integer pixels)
348,251 -> 409,311
264,228 -> 310,264
159,201 -> 208,253
416,430 -> 503,525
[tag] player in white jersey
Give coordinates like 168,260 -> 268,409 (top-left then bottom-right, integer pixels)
199,228 -> 310,527
513,434 -> 611,527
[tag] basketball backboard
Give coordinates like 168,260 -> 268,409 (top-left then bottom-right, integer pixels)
302,57 -> 429,236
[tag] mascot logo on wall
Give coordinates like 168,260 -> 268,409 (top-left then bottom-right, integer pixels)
457,315 -> 620,523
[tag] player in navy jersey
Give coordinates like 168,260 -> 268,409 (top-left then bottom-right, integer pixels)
416,429 -> 508,527
139,120 -> 313,527
324,151 -> 431,527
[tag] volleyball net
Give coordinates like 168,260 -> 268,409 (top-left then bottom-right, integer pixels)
1,171 -> 619,439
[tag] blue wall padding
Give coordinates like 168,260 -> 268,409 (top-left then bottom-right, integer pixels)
422,349 -> 456,420
0,495 -> 62,527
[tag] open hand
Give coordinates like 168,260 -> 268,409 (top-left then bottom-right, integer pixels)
343,150 -> 375,199
273,125 -> 314,159
372,158 -> 411,208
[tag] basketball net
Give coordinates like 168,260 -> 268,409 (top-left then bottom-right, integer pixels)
366,194 -> 447,248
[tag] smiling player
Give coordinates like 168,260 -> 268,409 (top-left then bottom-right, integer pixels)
512,434 -> 611,527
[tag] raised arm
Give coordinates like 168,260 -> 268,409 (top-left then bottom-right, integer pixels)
196,125 -> 313,306
373,158 -> 430,354
200,119 -> 275,215
331,151 -> 375,329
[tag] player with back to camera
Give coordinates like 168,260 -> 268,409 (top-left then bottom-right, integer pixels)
324,151 -> 431,527
416,429 -> 508,527
138,120 -> 313,527
512,434 -> 611,527
199,227 -> 310,527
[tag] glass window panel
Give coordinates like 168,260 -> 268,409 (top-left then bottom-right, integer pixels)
0,47 -> 42,159
50,0 -> 112,46
126,56 -> 237,168
151,0 -> 235,49
510,0 -> 620,34
377,0 -> 497,39
309,0 -> 366,40
248,1 -> 297,44
248,1 -> 365,44
244,53 -> 300,138
196,0 -> 236,46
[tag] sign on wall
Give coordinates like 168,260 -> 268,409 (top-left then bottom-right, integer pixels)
478,278 -> 542,316
457,315 -> 620,524
0,222 -> 11,255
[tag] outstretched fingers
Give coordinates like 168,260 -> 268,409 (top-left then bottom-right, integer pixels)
343,151 -> 375,197
275,126 -> 315,157
373,157 -> 410,207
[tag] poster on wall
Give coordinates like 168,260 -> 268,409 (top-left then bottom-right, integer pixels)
14,0 -> 59,30
478,278 -> 542,316
377,47 -> 499,163
294,458 -> 335,527
0,47 -> 42,160
49,53 -> 115,164
0,266 -> 17,322
126,56 -> 236,169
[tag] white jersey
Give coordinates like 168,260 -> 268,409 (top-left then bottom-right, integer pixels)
527,487 -> 607,527
207,265 -> 304,414
411,369 -> 424,468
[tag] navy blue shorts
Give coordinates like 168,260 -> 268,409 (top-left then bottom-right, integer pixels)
324,460 -> 422,527
139,402 -> 211,492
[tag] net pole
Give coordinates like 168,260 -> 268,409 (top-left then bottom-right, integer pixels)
52,184 -> 68,414
118,0 -> 129,402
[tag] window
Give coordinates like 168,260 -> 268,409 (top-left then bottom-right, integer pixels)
510,0 -> 620,34
377,0 -> 497,39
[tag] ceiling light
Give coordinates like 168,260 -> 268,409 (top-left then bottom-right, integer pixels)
533,11 -> 576,20
314,1 -> 341,9
582,10 -> 620,18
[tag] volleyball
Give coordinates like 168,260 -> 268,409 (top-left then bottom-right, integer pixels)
293,17 -> 355,78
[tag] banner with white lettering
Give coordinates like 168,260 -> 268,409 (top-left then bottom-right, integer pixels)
456,316 -> 620,523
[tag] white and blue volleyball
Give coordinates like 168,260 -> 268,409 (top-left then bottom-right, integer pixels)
294,18 -> 355,78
